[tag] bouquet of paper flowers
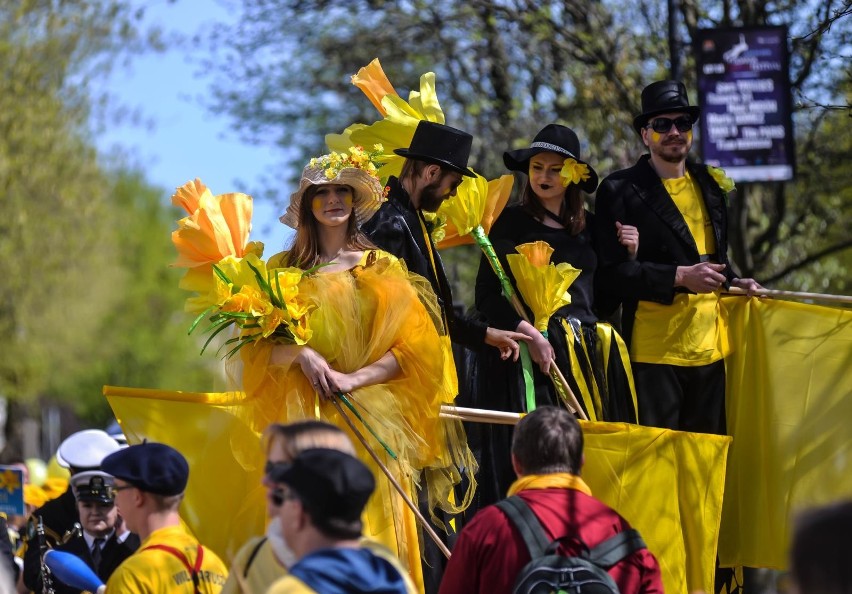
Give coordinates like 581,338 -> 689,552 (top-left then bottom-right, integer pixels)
171,179 -> 315,358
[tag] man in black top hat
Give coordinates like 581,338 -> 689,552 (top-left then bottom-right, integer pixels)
52,471 -> 140,594
362,120 -> 528,360
594,80 -> 760,437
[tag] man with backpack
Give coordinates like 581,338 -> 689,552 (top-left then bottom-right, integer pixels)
438,406 -> 662,594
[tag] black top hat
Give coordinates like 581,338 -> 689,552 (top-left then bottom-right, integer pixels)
101,442 -> 189,496
394,121 -> 476,177
269,448 -> 375,524
633,80 -> 701,134
503,124 -> 599,193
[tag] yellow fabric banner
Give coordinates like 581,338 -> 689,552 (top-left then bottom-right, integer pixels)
582,421 -> 731,594
104,385 -> 268,563
719,297 -> 852,569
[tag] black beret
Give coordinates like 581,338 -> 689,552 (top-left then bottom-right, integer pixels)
270,448 -> 375,523
101,442 -> 189,496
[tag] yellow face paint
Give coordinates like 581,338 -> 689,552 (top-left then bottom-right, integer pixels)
651,131 -> 662,143
685,130 -> 693,142
311,197 -> 323,210
344,195 -> 353,207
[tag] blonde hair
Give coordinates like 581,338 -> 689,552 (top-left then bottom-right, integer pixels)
263,420 -> 355,463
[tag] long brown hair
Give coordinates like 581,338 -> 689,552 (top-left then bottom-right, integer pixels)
522,180 -> 586,236
282,184 -> 376,269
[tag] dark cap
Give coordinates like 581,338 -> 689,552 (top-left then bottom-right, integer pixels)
394,121 -> 476,177
633,80 -> 701,134
101,442 -> 189,496
270,448 -> 375,524
70,471 -> 115,505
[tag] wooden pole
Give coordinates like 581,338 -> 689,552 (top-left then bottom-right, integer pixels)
330,397 -> 452,559
725,287 -> 852,305
440,405 -> 523,425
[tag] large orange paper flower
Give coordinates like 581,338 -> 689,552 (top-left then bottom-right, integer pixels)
507,241 -> 581,331
171,179 -> 258,269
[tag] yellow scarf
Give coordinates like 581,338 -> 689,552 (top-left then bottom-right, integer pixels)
507,473 -> 592,497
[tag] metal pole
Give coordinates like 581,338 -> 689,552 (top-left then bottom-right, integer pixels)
668,0 -> 682,80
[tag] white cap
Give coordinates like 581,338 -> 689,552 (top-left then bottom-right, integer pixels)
56,430 -> 122,470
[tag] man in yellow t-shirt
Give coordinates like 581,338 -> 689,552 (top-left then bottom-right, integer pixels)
595,80 -> 760,435
101,442 -> 228,593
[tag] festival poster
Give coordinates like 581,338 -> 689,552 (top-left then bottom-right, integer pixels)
0,466 -> 25,516
695,26 -> 796,182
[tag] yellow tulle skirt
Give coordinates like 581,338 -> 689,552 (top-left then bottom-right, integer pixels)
107,251 -> 475,594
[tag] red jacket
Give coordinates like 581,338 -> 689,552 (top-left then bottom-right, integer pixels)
439,488 -> 664,594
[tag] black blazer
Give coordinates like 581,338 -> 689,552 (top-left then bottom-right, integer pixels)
52,531 -> 140,593
594,154 -> 737,347
362,176 -> 487,349
23,488 -> 79,591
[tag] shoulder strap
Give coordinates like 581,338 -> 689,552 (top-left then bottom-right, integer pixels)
142,543 -> 204,593
587,529 -> 646,568
243,537 -> 268,577
496,496 -> 550,558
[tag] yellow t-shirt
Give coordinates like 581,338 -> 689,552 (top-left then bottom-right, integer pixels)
631,172 -> 729,366
106,525 -> 228,593
222,536 -> 287,594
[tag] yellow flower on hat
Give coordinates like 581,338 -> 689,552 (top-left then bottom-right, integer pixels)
507,241 -> 581,331
559,158 -> 591,188
707,166 -> 736,193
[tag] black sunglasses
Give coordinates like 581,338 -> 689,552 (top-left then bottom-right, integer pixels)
646,116 -> 693,134
269,486 -> 298,507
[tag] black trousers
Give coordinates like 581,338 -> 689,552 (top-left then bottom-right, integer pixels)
633,359 -> 727,435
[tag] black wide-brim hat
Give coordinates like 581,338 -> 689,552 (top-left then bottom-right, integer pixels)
503,124 -> 599,193
394,120 -> 476,177
632,80 -> 701,134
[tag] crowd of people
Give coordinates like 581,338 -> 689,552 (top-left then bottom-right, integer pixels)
2,77 -> 846,594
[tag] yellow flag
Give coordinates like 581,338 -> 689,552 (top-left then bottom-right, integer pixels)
103,385 -> 268,563
719,297 -> 852,569
582,421 -> 731,594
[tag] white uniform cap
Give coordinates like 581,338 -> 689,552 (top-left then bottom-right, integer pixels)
56,429 -> 122,470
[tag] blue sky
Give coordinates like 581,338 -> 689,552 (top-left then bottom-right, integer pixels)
94,0 -> 293,251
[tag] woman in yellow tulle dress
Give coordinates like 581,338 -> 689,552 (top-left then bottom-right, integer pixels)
237,154 -> 470,592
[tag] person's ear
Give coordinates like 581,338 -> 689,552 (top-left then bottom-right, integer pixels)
423,164 -> 442,182
640,127 -> 651,148
511,453 -> 524,477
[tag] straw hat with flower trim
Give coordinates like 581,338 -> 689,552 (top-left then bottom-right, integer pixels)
280,152 -> 385,229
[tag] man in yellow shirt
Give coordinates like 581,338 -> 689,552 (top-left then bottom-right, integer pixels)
101,442 -> 228,593
595,80 -> 760,435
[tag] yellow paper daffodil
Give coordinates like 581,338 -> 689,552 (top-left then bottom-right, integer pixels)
506,241 -> 582,331
559,158 -> 591,188
222,284 -> 273,317
351,58 -> 397,116
436,174 -> 514,249
327,59 -> 445,182
171,179 -> 257,269
707,166 -> 736,193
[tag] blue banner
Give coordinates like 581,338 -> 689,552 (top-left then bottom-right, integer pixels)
695,26 -> 796,182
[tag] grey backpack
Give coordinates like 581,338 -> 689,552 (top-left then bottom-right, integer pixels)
496,495 -> 647,594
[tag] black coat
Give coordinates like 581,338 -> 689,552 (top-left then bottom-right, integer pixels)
52,531 -> 140,593
593,154 -> 737,347
23,488 -> 79,592
361,176 -> 487,349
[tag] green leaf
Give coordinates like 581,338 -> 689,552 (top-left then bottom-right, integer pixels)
212,264 -> 233,286
187,305 -> 217,335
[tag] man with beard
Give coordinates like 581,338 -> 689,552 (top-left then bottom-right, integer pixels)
594,80 -> 760,437
362,120 -> 527,360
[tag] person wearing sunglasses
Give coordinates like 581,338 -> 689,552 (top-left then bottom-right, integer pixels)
222,421 -> 356,594
594,80 -> 760,438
